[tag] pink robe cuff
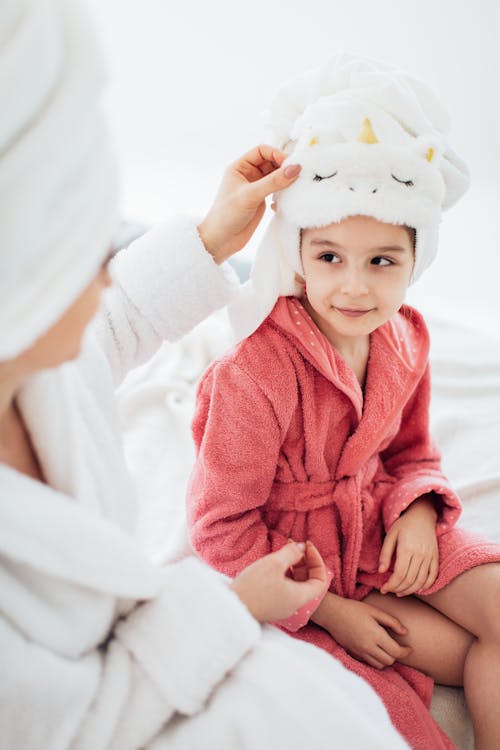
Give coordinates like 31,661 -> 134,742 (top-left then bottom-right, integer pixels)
273,570 -> 334,632
382,472 -> 462,534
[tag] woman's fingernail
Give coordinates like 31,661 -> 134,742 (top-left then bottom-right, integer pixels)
284,164 -> 301,179
296,542 -> 306,552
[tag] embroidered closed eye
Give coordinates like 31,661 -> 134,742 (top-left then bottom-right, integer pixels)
391,174 -> 414,187
313,171 -> 338,182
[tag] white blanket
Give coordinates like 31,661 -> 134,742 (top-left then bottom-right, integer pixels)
118,307 -> 500,750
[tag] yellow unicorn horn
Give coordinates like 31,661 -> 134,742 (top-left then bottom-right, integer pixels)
357,118 -> 379,144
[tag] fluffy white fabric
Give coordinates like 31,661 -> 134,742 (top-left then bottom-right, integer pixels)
0,0 -> 117,359
0,219 -> 409,749
228,54 -> 470,343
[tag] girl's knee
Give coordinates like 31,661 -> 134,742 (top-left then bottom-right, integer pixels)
478,580 -> 500,641
459,564 -> 500,641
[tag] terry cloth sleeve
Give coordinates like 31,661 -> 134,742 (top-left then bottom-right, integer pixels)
0,557 -> 260,750
379,363 -> 462,534
188,360 -> 291,576
187,361 -> 328,633
92,216 -> 240,386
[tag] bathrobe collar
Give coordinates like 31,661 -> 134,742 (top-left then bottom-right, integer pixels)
0,338 -> 163,599
269,296 -> 429,476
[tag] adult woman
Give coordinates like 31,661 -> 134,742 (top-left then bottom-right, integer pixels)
0,1 -> 410,747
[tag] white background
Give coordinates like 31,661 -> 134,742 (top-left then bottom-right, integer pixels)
87,0 -> 500,336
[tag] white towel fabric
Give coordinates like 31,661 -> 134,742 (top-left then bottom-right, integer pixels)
228,54 -> 470,343
0,0 -> 117,359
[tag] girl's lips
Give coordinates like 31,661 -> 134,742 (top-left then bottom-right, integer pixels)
334,306 -> 373,318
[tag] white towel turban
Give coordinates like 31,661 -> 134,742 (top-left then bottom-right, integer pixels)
0,0 -> 117,359
228,54 -> 470,343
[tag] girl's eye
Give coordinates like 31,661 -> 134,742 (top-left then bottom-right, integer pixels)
371,256 -> 393,267
320,253 -> 340,263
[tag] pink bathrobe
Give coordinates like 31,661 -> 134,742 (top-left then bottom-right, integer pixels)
187,297 -> 500,750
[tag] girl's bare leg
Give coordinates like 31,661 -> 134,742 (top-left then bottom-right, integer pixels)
415,563 -> 500,750
364,591 -> 474,685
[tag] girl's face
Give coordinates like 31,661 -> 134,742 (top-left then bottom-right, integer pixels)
300,215 -> 414,348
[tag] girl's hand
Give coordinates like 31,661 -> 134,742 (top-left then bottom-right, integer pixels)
320,597 -> 412,670
230,540 -> 329,623
379,496 -> 439,597
197,145 -> 301,264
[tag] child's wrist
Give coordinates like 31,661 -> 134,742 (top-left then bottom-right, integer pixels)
404,493 -> 439,522
310,591 -> 344,629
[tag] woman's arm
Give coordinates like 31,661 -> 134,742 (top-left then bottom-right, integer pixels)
93,217 -> 241,386
92,146 -> 301,386
0,557 -> 261,750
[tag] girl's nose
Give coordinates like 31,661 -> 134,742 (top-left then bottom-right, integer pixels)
340,268 -> 369,296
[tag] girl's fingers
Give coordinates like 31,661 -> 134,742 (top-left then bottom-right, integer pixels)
381,552 -> 412,594
374,609 -> 408,636
371,646 -> 396,667
397,558 -> 431,597
379,630 -> 412,661
418,556 -> 440,592
393,555 -> 422,593
378,529 -> 397,573
364,655 -> 387,670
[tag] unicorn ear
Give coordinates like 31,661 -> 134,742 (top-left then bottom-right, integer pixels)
414,135 -> 443,164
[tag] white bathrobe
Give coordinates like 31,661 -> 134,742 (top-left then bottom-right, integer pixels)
0,218 -> 409,750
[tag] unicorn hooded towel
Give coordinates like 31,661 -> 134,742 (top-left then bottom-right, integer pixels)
228,53 -> 470,343
187,55 -> 500,750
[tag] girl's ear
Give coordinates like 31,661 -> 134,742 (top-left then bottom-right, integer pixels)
294,272 -> 306,292
413,135 -> 443,166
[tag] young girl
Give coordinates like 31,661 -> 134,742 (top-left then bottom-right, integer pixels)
187,55 -> 500,750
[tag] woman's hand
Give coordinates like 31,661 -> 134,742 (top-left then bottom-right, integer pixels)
198,145 -> 301,264
314,596 -> 412,670
379,495 -> 439,597
230,540 -> 328,623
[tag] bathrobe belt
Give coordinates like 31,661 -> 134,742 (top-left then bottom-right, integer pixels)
266,458 -> 389,513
